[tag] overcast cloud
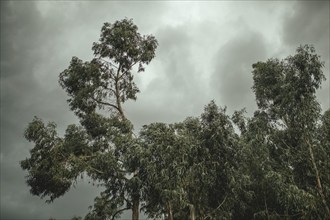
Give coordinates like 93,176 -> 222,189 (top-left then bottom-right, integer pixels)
1,1 -> 329,219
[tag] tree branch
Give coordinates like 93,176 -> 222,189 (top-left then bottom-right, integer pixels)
305,136 -> 330,217
106,87 -> 117,95
91,97 -> 120,112
111,207 -> 130,220
88,166 -> 105,174
118,61 -> 139,80
204,195 -> 228,219
115,63 -> 125,119
86,164 -> 128,180
100,58 -> 119,69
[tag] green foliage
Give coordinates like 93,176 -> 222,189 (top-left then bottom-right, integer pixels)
193,101 -> 240,219
241,44 -> 329,219
59,18 -> 157,119
139,122 -> 189,218
138,102 -> 243,219
21,117 -> 74,202
252,45 -> 324,129
21,22 -> 329,220
21,18 -> 157,220
92,19 -> 157,71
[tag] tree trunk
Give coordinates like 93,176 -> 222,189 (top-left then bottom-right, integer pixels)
166,201 -> 173,220
131,169 -> 140,220
115,64 -> 125,119
305,137 -> 330,217
189,204 -> 195,220
115,82 -> 125,119
132,198 -> 139,220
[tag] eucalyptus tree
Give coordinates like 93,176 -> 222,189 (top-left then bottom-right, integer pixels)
239,44 -> 329,219
139,122 -> 188,220
139,102 -> 242,220
318,109 -> 330,205
138,117 -> 207,220
194,101 -> 241,219
20,18 -> 158,220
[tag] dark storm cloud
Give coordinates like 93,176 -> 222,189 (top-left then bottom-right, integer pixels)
1,2 -> 102,219
149,24 -> 206,108
0,0 -> 75,155
282,0 -> 329,53
0,2 -> 90,219
125,23 -> 210,129
1,1 -> 170,219
1,1 -> 329,219
211,28 -> 267,114
281,0 -> 330,110
1,0 -> 42,155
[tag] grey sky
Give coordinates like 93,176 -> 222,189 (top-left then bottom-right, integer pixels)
1,1 -> 329,219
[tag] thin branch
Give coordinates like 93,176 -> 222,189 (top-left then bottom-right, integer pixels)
204,195 -> 228,219
215,195 -> 227,210
115,63 -> 125,119
106,87 -> 117,95
88,165 -> 105,175
111,207 -> 130,220
305,136 -> 330,217
264,194 -> 270,220
116,63 -> 122,79
91,97 -> 120,112
100,58 -> 119,69
129,60 -> 139,71
86,164 -> 127,179
118,61 -> 139,80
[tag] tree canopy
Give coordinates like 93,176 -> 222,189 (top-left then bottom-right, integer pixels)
21,18 -> 329,220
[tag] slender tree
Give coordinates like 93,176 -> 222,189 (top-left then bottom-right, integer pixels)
139,122 -> 186,220
139,102 -> 241,220
241,44 -> 329,219
21,18 -> 158,220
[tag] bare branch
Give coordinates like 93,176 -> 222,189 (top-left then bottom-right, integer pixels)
100,58 -> 119,69
91,97 -> 120,112
118,61 -> 139,80
111,207 -> 130,220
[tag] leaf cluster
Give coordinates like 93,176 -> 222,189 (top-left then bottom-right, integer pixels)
20,19 -> 330,220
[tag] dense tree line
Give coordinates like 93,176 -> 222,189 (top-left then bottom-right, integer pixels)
21,19 -> 329,220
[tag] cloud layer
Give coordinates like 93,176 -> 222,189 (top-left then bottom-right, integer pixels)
1,1 -> 329,219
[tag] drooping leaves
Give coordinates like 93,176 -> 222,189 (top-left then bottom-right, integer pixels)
21,117 -> 76,202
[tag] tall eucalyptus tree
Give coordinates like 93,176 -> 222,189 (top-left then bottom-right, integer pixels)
21,18 -> 158,220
